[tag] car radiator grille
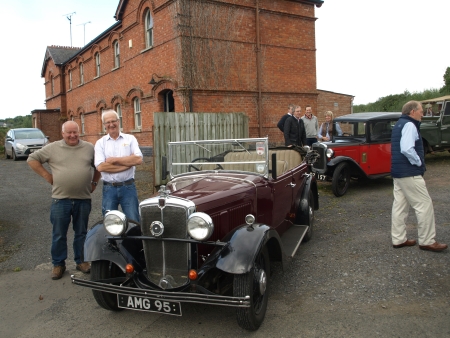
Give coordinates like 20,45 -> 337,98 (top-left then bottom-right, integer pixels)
312,144 -> 327,172
140,204 -> 189,288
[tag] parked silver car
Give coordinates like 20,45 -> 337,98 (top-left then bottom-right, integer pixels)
4,128 -> 48,160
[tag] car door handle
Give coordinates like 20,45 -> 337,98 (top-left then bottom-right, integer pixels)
286,182 -> 296,188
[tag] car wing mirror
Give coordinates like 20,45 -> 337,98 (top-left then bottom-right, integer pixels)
161,156 -> 169,180
271,153 -> 277,180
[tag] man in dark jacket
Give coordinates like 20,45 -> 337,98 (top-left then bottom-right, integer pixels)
277,104 -> 295,132
284,105 -> 307,147
391,100 -> 447,252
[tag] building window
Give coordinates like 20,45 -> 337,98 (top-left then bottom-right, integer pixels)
145,10 -> 153,48
51,76 -> 54,96
116,104 -> 123,130
79,63 -> 84,85
69,70 -> 72,90
95,52 -> 100,77
113,40 -> 120,68
134,98 -> 141,129
81,114 -> 85,134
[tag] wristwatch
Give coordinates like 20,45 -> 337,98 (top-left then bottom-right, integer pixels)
91,181 -> 98,186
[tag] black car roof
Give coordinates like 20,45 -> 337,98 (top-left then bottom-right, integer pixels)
334,112 -> 401,122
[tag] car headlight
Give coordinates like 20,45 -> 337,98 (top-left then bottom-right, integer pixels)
16,143 -> 27,151
326,148 -> 334,159
187,212 -> 214,241
104,210 -> 128,236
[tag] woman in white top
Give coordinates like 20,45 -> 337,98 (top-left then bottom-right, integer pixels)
318,111 -> 342,142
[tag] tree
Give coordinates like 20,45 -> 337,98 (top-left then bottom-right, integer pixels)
440,67 -> 450,94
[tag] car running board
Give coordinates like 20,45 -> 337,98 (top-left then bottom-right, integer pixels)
280,225 -> 309,258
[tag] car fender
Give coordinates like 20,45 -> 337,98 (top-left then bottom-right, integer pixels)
214,224 -> 283,274
84,223 -> 128,272
296,173 -> 318,218
327,156 -> 366,178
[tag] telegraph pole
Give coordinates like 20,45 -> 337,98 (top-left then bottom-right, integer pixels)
77,21 -> 91,46
63,12 -> 76,47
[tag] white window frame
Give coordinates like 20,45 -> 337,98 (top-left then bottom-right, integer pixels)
51,76 -> 54,95
134,98 -> 141,129
79,63 -> 84,85
145,10 -> 153,48
81,114 -> 85,134
116,104 -> 123,130
69,70 -> 72,90
95,52 -> 100,77
114,41 -> 120,68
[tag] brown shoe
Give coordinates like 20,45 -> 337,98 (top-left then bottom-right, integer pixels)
393,239 -> 417,248
76,262 -> 91,274
419,242 -> 448,252
51,265 -> 66,280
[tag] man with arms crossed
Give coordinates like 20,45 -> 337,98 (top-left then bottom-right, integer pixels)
28,121 -> 101,280
391,100 -> 447,252
95,109 -> 143,222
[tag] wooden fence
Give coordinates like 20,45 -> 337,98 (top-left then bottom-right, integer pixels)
153,112 -> 249,186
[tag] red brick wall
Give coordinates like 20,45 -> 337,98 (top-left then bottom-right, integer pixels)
317,90 -> 354,125
40,0 -> 342,148
31,109 -> 64,143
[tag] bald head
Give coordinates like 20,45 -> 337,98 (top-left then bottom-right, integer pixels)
62,120 -> 79,133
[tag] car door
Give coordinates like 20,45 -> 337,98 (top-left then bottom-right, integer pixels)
440,101 -> 450,145
5,130 -> 12,155
366,120 -> 394,175
271,170 -> 294,232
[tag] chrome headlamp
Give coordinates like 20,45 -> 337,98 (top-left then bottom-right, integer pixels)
187,212 -> 214,241
104,210 -> 128,236
326,148 -> 334,159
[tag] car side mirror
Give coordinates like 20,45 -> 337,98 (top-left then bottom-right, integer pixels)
161,156 -> 168,180
271,153 -> 277,180
46,136 -> 50,139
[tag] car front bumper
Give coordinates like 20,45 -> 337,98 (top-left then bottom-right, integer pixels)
71,275 -> 251,308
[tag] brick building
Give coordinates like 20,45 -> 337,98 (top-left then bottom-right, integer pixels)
35,0 -> 351,149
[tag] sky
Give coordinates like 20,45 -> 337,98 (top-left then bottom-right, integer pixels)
1,0 -> 449,120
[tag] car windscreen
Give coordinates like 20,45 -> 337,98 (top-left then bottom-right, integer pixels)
14,130 -> 45,139
168,138 -> 269,178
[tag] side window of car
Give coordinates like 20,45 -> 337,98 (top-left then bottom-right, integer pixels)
371,121 -> 392,141
442,101 -> 450,126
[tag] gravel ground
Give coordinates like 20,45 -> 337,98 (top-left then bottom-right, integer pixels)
0,152 -> 449,337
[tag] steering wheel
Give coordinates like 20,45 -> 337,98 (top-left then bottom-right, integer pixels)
188,158 -> 224,172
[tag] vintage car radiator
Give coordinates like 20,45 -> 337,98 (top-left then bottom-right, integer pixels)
140,202 -> 191,289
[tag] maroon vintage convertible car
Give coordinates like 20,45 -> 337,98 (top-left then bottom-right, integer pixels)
71,137 -> 319,331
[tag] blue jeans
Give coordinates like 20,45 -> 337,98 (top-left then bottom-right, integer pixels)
102,183 -> 140,222
50,198 -> 92,266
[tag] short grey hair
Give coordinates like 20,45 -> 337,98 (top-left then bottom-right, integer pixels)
402,101 -> 421,115
101,109 -> 119,123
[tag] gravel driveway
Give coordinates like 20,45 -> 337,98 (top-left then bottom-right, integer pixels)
0,153 -> 449,337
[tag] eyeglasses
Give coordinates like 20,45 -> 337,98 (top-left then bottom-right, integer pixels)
103,119 -> 119,125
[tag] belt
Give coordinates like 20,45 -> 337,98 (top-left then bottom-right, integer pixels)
103,178 -> 135,186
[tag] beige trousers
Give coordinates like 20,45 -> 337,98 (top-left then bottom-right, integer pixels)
391,176 -> 436,246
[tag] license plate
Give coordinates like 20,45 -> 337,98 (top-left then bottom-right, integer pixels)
313,172 -> 327,180
118,295 -> 182,316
